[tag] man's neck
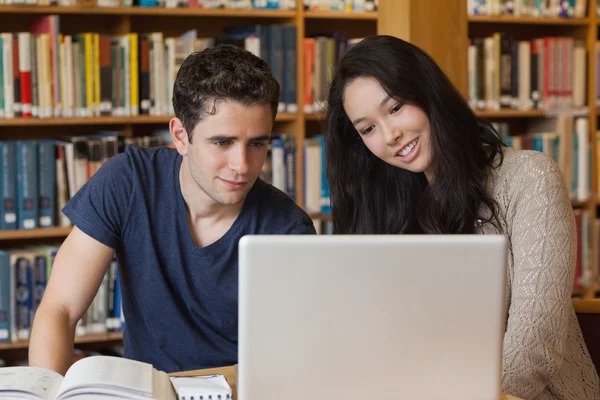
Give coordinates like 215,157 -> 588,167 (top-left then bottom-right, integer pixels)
179,159 -> 244,247
179,158 -> 244,220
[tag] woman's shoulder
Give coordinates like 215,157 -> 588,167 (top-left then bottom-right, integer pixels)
492,147 -> 562,182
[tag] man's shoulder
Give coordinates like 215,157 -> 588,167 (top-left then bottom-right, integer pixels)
249,180 -> 316,233
102,144 -> 178,178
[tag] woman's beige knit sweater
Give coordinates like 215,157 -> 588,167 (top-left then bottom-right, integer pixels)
479,148 -> 599,399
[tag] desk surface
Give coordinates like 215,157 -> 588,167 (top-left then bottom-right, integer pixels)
170,366 -> 521,400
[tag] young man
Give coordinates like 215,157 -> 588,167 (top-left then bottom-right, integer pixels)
28,44 -> 316,374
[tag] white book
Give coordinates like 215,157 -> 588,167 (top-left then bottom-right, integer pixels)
0,356 -> 176,400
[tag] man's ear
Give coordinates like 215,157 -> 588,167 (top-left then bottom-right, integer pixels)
170,117 -> 189,156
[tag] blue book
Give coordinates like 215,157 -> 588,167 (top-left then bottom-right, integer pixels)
0,251 -> 10,342
16,141 -> 39,230
0,141 -> 17,230
38,140 -> 55,228
317,136 -> 331,215
12,252 -> 34,340
32,253 -> 48,313
282,25 -> 297,113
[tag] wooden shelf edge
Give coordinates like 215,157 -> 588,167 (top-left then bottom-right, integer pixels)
0,332 -> 123,351
0,5 -> 296,18
475,109 -> 546,118
303,10 -> 378,20
0,226 -> 72,240
309,213 -> 332,221
467,15 -> 590,25
476,107 -> 589,118
0,113 -> 296,127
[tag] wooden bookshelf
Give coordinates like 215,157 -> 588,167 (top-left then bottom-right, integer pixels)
475,109 -> 546,118
0,113 -> 296,127
464,2 -> 599,299
0,5 -> 296,18
0,332 -> 123,351
0,226 -> 72,240
303,10 -> 378,20
467,15 -> 590,25
0,0 -> 471,356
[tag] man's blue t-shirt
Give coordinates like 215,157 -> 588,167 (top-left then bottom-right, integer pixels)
62,145 -> 316,372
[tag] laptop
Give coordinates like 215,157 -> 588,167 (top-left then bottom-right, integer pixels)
237,234 -> 508,400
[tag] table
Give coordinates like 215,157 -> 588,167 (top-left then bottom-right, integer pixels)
170,366 -> 521,400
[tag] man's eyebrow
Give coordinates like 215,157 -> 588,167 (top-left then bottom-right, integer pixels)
206,135 -> 236,141
352,95 -> 393,126
205,134 -> 271,142
248,134 -> 270,142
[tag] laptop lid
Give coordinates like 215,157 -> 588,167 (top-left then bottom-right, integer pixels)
238,235 -> 508,400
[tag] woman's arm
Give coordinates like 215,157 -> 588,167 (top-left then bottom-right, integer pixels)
502,151 -> 576,399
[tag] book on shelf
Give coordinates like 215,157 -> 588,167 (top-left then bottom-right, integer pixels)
304,0 -> 377,11
0,355 -> 175,400
0,248 -> 124,343
0,17 -> 299,120
0,132 -> 169,232
467,0 -> 588,18
0,0 -> 297,9
467,34 -> 586,112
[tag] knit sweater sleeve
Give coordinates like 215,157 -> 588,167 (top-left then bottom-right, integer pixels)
501,151 -> 577,399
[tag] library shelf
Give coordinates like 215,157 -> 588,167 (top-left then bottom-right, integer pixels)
467,15 -> 590,25
475,109 -> 546,118
0,113 -> 296,127
303,10 -> 378,20
304,112 -> 325,121
0,5 -> 296,18
0,332 -> 123,351
0,226 -> 73,240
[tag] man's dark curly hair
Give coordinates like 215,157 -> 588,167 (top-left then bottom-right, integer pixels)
172,44 -> 280,143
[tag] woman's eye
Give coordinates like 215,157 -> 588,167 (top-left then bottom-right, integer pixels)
391,103 -> 403,114
360,126 -> 374,135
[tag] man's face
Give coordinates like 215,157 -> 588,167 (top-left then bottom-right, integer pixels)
184,100 -> 273,206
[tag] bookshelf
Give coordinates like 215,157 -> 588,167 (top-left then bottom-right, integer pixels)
464,1 -> 600,300
1,0 -> 468,360
0,332 -> 123,351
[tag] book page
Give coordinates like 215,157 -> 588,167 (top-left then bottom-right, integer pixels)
0,367 -> 63,400
55,356 -> 153,398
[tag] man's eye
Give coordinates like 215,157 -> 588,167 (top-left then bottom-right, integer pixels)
250,142 -> 266,148
215,140 -> 231,146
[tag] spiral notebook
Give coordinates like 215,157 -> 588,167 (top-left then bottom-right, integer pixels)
169,374 -> 232,400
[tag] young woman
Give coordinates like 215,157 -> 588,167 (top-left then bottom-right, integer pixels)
325,35 -> 599,399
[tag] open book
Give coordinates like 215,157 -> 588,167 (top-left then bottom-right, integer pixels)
0,355 -> 176,400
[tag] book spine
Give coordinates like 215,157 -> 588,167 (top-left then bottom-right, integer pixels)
0,252 -> 10,342
16,140 -> 39,230
14,253 -> 34,340
38,140 -> 55,228
1,141 -> 17,230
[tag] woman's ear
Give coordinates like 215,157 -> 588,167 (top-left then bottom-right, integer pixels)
169,117 -> 189,156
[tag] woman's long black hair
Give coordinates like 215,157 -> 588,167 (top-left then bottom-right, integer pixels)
325,35 -> 504,234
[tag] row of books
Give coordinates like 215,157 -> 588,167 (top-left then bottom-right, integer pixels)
493,116 -> 590,202
303,0 -> 377,11
468,35 -> 586,112
0,0 -> 378,11
0,18 -> 298,119
0,132 -> 169,231
259,133 -> 331,216
0,247 -> 125,343
467,0 -> 588,17
303,34 -> 361,114
0,0 -> 297,8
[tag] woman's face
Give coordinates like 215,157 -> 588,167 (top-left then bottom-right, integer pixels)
342,77 -> 435,181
